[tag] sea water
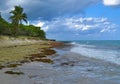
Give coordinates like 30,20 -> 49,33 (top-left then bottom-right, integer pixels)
70,40 -> 120,65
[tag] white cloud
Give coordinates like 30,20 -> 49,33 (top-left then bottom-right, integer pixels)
35,21 -> 45,27
33,21 -> 49,31
63,17 -> 116,32
103,0 -> 120,6
33,17 -> 117,40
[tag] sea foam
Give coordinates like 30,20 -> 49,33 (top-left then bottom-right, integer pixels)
70,41 -> 120,65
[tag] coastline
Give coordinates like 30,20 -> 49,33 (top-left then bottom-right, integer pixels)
0,36 -> 63,69
0,42 -> 120,84
0,39 -> 120,84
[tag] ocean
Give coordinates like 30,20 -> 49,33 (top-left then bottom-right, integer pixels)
68,40 -> 120,65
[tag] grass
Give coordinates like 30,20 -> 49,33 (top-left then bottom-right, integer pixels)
0,36 -> 63,69
0,35 -> 44,40
0,43 -> 50,64
0,36 -> 52,65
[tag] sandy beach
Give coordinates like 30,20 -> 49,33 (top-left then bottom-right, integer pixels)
0,41 -> 120,84
0,36 -> 63,69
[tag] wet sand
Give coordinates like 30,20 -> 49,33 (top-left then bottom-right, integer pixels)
0,62 -> 119,84
0,45 -> 120,84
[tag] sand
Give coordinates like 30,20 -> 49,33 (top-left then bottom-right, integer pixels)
0,43 -> 120,84
0,36 -> 64,69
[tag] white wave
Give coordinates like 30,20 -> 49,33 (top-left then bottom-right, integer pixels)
70,42 -> 77,45
70,44 -> 120,65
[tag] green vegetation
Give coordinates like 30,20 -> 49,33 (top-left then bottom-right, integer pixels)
10,6 -> 27,36
20,25 -> 46,38
0,6 -> 46,39
0,13 -> 11,35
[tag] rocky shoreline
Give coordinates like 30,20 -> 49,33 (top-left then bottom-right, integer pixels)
0,39 -> 64,71
0,41 -> 120,84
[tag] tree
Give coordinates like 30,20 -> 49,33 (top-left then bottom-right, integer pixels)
21,25 -> 46,38
0,12 -> 1,18
0,12 -> 11,35
10,6 -> 27,36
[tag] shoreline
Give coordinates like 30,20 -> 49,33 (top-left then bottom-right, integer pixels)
0,44 -> 120,84
0,37 -> 64,69
0,40 -> 120,84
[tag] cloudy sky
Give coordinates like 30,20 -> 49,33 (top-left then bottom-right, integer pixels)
0,0 -> 120,40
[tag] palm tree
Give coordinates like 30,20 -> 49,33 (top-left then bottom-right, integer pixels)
0,12 -> 1,18
10,6 -> 27,36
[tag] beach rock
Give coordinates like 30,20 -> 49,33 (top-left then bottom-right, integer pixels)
41,48 -> 56,55
34,58 -> 54,64
50,42 -> 64,48
5,71 -> 24,75
20,60 -> 30,63
87,68 -> 93,71
60,61 -> 75,66
29,53 -> 46,61
7,63 -> 22,68
0,65 -> 5,69
30,53 -> 46,57
27,45 -> 57,64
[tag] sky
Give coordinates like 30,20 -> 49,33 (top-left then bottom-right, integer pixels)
0,0 -> 120,40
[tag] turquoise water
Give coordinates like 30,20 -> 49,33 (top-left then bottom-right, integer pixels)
73,40 -> 120,50
68,40 -> 120,65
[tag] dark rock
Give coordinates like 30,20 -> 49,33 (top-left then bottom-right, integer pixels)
5,71 -> 24,75
0,65 -> 5,69
20,60 -> 30,63
7,63 -> 22,68
30,53 -> 46,58
87,69 -> 93,71
34,58 -> 54,64
60,61 -> 75,66
41,48 -> 56,55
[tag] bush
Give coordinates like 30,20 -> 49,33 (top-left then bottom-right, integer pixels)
0,14 -> 46,39
0,17 -> 11,35
19,25 -> 46,38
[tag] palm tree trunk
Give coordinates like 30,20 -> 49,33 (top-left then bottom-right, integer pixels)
13,23 -> 18,37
